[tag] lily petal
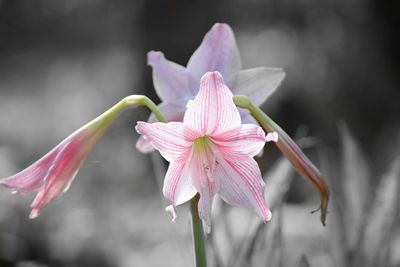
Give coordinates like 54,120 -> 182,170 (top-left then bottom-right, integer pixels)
163,161 -> 197,206
135,121 -> 199,162
233,67 -> 285,105
198,188 -> 214,233
29,135 -> 94,218
187,23 -> 241,87
148,51 -> 196,103
183,72 -> 241,135
1,145 -> 65,194
189,144 -> 219,229
136,102 -> 187,153
211,124 -> 269,159
216,156 -> 272,222
2,122 -> 106,218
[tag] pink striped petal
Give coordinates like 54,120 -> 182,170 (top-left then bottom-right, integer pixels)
148,51 -> 196,103
216,156 -> 272,222
136,102 -> 187,153
163,161 -> 196,206
189,145 -> 219,229
233,67 -> 285,106
183,72 -> 241,135
29,135 -> 94,218
135,121 -> 199,162
1,123 -> 105,218
198,187 -> 214,233
1,144 -> 65,194
211,124 -> 268,159
187,23 -> 241,87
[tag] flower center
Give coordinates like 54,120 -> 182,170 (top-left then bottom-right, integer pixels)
193,136 -> 219,188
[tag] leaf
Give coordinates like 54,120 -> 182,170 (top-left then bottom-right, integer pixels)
318,147 -> 347,267
360,156 -> 400,266
298,254 -> 312,267
264,157 -> 294,209
338,122 -> 370,250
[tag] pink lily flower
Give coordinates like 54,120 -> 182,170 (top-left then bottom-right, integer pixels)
137,23 -> 285,153
136,72 -> 278,228
1,107 -> 118,219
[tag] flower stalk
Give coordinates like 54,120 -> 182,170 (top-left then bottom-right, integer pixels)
190,194 -> 207,267
116,95 -> 167,123
233,95 -> 329,226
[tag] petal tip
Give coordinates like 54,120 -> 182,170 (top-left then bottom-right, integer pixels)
211,23 -> 233,37
266,132 -> 278,143
147,51 -> 164,66
135,137 -> 154,154
262,209 -> 272,222
29,209 -> 40,219
201,71 -> 224,85
165,205 -> 178,222
135,121 -> 145,134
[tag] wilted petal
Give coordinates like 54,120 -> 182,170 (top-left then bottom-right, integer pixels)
29,134 -> 96,218
135,121 -> 199,162
1,95 -> 154,218
211,124 -> 271,159
1,144 -> 67,194
183,72 -> 241,135
216,156 -> 272,222
233,67 -> 285,106
1,122 -> 107,218
148,51 -> 196,103
163,161 -> 197,206
136,102 -> 187,153
233,95 -> 329,225
187,23 -> 241,86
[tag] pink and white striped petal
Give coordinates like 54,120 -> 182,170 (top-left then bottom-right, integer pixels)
187,23 -> 241,87
1,122 -> 106,218
198,188 -> 214,233
233,67 -> 286,106
183,72 -> 241,135
189,145 -> 219,230
163,161 -> 197,207
29,137 -> 92,218
148,51 -> 196,103
1,145 -> 66,194
211,124 -> 271,159
135,122 -> 199,162
215,156 -> 272,222
136,102 -> 187,153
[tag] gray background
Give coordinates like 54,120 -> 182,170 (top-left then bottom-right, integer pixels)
0,0 -> 399,266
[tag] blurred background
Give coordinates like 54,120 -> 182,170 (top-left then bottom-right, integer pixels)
0,0 -> 399,266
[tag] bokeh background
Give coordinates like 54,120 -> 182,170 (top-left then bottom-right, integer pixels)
0,0 -> 399,266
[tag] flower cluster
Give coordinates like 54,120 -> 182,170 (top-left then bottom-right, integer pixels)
0,23 -> 328,230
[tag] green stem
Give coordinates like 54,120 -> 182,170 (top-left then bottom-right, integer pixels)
101,95 -> 167,123
190,194 -> 207,267
233,95 -> 329,226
